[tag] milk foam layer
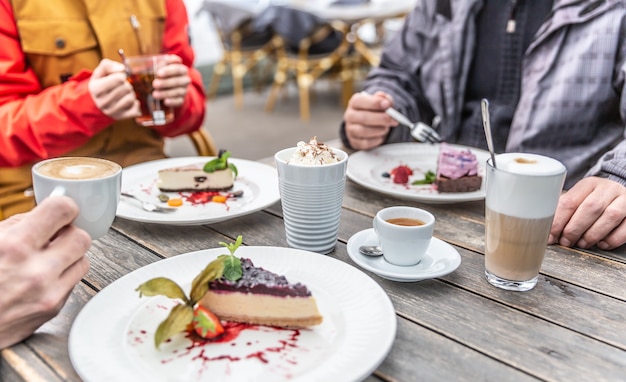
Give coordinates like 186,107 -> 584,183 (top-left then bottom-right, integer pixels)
496,153 -> 566,176
37,157 -> 121,180
487,153 -> 566,219
289,137 -> 341,165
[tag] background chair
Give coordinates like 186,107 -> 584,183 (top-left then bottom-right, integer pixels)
252,6 -> 351,121
188,129 -> 218,156
197,1 -> 278,108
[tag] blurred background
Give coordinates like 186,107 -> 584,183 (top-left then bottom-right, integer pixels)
167,0 -> 410,160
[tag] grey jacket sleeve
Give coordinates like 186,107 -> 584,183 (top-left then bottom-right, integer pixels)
339,6 -> 434,148
586,141 -> 626,186
585,16 -> 626,187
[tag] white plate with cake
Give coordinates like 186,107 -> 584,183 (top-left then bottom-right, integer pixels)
68,246 -> 397,382
346,143 -> 490,204
117,156 -> 280,225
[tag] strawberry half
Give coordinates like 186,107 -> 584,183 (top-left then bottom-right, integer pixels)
390,165 -> 413,184
192,306 -> 225,339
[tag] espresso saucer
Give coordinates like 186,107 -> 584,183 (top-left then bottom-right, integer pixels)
346,228 -> 462,282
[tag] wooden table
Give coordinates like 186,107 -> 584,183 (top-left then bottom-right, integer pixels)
2,153 -> 626,381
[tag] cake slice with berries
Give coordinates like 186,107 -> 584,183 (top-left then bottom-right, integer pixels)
200,257 -> 323,328
435,143 -> 482,193
137,236 -> 322,348
157,150 -> 238,192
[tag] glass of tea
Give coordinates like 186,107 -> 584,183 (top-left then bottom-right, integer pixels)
125,54 -> 174,127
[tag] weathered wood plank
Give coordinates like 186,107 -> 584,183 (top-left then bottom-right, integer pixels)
377,317 -> 539,382
385,279 -> 626,381
0,345 -> 64,382
336,208 -> 626,351
341,183 -> 626,300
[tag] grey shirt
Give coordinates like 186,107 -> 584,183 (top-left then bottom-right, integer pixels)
341,0 -> 626,189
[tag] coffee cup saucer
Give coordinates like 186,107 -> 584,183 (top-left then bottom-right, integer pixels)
346,228 -> 462,282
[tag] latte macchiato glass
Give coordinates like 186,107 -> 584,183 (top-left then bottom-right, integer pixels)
484,153 -> 566,291
32,157 -> 122,240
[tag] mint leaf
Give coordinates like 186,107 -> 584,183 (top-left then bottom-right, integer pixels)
228,163 -> 238,177
203,150 -> 238,176
412,170 -> 436,185
219,235 -> 243,256
220,254 -> 242,280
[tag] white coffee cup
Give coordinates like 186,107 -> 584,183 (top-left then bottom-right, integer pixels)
373,206 -> 435,266
32,157 -> 122,240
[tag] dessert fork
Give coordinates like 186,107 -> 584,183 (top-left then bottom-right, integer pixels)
385,107 -> 442,144
121,192 -> 177,213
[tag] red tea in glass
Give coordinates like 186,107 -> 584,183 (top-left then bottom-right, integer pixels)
125,54 -> 174,126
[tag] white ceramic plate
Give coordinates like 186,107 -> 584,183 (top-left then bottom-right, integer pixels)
346,143 -> 490,204
68,246 -> 397,381
347,228 -> 462,282
117,157 -> 280,225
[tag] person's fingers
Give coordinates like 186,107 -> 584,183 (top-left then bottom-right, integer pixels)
597,219 -> 626,250
92,59 -> 126,79
575,194 -> 626,248
155,62 -> 188,82
12,197 -> 80,249
95,81 -> 139,117
47,224 -> 92,269
549,181 -> 594,244
348,91 -> 392,111
90,72 -> 130,99
550,177 -> 626,248
159,54 -> 183,68
345,123 -> 391,149
344,107 -> 397,128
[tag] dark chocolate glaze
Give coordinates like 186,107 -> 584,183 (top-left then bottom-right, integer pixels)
209,258 -> 312,297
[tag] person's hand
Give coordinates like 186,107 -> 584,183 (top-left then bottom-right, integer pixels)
0,196 -> 91,349
343,91 -> 398,150
549,176 -> 626,250
88,59 -> 140,120
152,55 -> 191,108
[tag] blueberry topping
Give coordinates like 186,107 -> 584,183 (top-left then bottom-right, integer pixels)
209,258 -> 312,297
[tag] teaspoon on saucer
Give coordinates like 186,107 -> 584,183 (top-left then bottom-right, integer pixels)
359,245 -> 383,257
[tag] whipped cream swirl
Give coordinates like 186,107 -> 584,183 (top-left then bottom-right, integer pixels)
289,137 -> 340,165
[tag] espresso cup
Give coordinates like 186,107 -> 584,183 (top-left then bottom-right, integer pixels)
373,206 -> 435,266
125,54 -> 174,127
485,153 -> 566,291
32,157 -> 122,240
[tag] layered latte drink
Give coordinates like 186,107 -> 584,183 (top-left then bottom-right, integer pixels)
484,153 -> 566,291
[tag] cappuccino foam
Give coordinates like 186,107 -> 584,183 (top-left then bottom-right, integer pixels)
36,157 -> 120,180
487,153 -> 566,219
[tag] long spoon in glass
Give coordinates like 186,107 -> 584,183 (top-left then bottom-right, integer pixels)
480,99 -> 497,168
